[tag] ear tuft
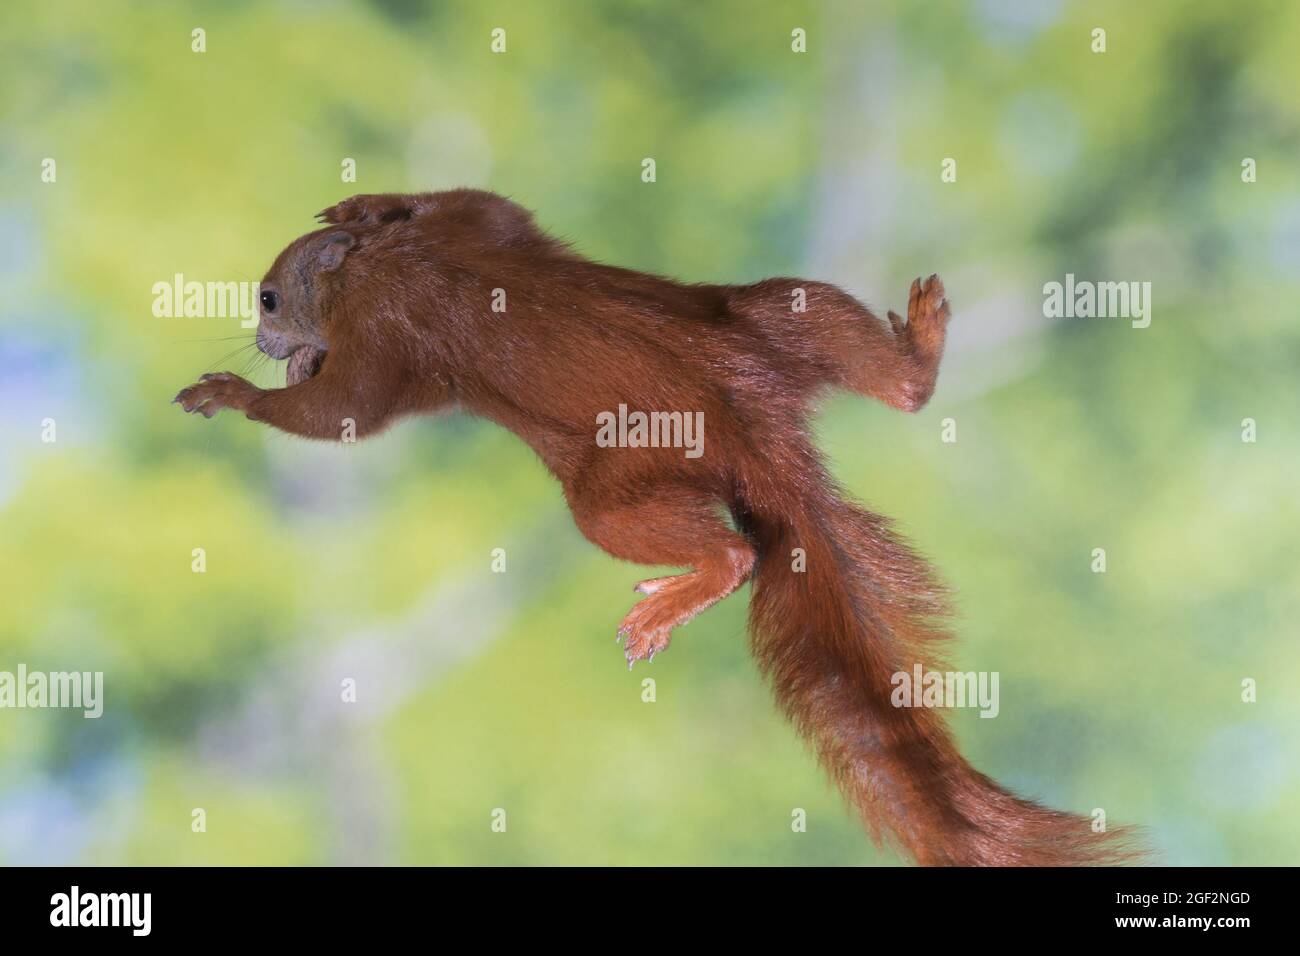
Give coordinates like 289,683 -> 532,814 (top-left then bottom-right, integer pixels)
317,232 -> 356,272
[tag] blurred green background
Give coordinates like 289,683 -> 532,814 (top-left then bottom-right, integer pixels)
1,0 -> 1297,865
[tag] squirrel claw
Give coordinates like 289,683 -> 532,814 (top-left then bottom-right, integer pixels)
615,610 -> 672,668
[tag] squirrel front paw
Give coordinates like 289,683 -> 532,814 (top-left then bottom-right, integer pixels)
173,372 -> 262,419
315,195 -> 369,224
316,194 -> 412,225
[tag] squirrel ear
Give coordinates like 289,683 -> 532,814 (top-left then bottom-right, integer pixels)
316,232 -> 356,272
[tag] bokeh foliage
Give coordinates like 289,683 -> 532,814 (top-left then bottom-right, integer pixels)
1,0 -> 1297,864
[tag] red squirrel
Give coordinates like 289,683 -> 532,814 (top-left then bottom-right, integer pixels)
175,189 -> 1135,865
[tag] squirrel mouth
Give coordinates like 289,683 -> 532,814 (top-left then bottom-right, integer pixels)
286,346 -> 326,386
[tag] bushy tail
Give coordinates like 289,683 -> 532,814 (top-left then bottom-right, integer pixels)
739,461 -> 1139,866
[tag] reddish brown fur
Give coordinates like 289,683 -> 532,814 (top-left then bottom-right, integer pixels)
175,189 -> 1138,865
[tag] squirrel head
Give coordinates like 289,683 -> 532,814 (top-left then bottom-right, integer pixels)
256,229 -> 357,383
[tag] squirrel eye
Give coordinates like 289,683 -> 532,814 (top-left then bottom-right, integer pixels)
260,290 -> 279,312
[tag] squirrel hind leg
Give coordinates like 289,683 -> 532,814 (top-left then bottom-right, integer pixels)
861,275 -> 951,412
729,277 -> 951,413
836,275 -> 952,413
568,482 -> 754,668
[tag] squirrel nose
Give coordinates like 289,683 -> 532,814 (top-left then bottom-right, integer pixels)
255,328 -> 290,359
